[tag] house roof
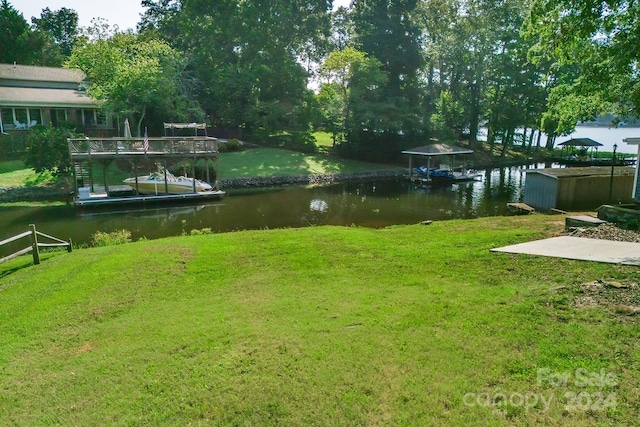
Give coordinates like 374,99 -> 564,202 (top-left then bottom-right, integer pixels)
0,63 -> 86,84
402,143 -> 474,156
0,86 -> 97,108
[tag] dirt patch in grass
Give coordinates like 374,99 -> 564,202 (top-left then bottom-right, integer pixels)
573,279 -> 640,317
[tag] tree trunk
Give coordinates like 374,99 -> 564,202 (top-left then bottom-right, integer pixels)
136,106 -> 147,137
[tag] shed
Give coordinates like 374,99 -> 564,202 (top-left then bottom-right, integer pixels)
523,167 -> 635,211
623,137 -> 640,199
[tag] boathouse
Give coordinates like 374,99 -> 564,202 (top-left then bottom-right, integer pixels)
523,167 -> 635,211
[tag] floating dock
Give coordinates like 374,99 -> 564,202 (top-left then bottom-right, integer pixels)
74,189 -> 225,207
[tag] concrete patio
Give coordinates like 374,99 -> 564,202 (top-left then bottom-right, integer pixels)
491,236 -> 640,266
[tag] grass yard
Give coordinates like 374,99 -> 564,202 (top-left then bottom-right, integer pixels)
0,215 -> 638,425
0,160 -> 55,188
218,147 -> 397,179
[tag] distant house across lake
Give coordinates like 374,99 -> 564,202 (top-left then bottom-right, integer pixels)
0,63 -> 115,136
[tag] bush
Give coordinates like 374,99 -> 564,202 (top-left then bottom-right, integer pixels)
23,125 -> 82,177
218,139 -> 244,152
264,131 -> 318,154
91,230 -> 132,247
0,133 -> 28,160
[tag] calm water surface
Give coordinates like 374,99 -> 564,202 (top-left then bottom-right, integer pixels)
1,165 -> 545,249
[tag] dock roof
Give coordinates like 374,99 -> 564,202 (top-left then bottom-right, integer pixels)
402,143 -> 473,156
558,138 -> 603,147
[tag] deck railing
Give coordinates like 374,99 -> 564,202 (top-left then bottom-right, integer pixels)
0,224 -> 72,266
68,137 -> 219,157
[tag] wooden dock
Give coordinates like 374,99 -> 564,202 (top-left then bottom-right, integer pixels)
68,132 -> 222,208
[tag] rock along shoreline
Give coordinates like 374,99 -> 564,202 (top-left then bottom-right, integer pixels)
0,169 -> 407,202
218,169 -> 406,189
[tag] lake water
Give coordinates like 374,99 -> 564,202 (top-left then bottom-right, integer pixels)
4,123 -> 639,251
554,126 -> 640,154
0,164 -> 544,249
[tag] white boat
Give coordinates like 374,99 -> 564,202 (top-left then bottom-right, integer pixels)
124,168 -> 213,195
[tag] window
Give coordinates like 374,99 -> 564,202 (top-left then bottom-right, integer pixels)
84,109 -> 97,125
50,109 -> 67,127
1,108 -> 12,129
14,108 -> 28,125
28,109 -> 42,126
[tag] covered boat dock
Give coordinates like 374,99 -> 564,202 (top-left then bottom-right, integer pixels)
402,143 -> 478,184
68,123 -> 224,207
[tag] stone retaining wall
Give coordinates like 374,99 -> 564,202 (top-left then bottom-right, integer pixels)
0,169 -> 407,202
217,169 -> 406,189
597,204 -> 640,229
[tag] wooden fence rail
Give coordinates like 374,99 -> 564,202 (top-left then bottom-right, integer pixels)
0,224 -> 72,265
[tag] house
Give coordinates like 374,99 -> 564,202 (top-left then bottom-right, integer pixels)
0,63 -> 114,135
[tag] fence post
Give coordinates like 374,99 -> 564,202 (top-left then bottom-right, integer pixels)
68,239 -> 73,253
30,224 -> 40,265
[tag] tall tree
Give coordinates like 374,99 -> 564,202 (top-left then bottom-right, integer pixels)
525,0 -> 638,127
0,0 -> 43,64
31,7 -> 79,58
348,0 -> 425,160
141,0 -> 332,139
67,31 -> 196,136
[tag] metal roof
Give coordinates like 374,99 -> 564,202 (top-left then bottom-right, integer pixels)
558,138 -> 603,147
402,143 -> 474,156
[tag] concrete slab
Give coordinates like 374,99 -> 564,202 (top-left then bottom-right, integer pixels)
491,236 -> 640,266
565,215 -> 606,228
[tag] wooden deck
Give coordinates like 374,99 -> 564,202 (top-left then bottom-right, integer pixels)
68,136 -> 222,208
68,136 -> 219,160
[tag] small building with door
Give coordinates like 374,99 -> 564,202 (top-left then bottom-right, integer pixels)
523,167 -> 635,211
0,63 -> 114,136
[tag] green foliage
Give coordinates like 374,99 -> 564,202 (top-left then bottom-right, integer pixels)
67,31 -> 197,136
430,90 -> 465,141
91,229 -> 132,247
31,7 -> 79,58
23,125 -> 79,177
263,132 -> 318,154
525,0 -> 640,122
0,0 -> 43,64
218,139 -> 244,153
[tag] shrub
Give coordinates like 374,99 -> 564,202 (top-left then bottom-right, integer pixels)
264,131 -> 318,154
91,229 -> 132,247
23,125 -> 82,177
219,139 -> 244,152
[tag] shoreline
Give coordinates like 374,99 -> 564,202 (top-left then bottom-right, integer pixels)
0,156 -> 559,203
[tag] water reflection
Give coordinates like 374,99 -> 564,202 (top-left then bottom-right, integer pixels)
0,165 -> 539,248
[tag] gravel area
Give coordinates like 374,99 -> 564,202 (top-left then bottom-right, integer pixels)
565,223 -> 640,243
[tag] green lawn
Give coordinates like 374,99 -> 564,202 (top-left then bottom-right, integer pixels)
1,147 -> 398,190
0,215 -> 638,425
218,147 -> 397,179
0,160 -> 55,188
312,131 -> 336,148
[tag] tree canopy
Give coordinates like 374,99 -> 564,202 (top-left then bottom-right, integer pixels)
2,0 -> 635,159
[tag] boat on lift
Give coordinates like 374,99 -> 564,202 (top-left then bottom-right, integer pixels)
123,167 -> 212,195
